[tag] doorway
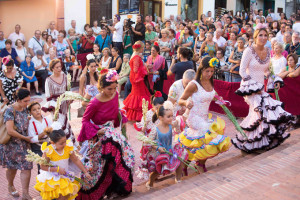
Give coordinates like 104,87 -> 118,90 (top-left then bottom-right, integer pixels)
90,0 -> 112,23
141,0 -> 162,21
180,0 -> 198,21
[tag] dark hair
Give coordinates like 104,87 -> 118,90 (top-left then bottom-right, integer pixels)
180,22 -> 186,27
59,30 -> 67,38
28,101 -> 40,112
242,33 -> 250,39
230,31 -> 238,37
287,53 -> 299,65
286,24 -> 292,29
5,39 -> 12,45
87,59 -> 96,66
169,29 -> 176,36
15,88 -> 30,101
208,24 -> 216,31
145,41 -> 151,46
46,35 -> 53,43
199,26 -> 205,32
152,45 -> 160,53
5,59 -> 14,67
195,56 -> 214,86
46,129 -> 66,143
84,24 -> 90,30
217,48 -> 225,56
112,47 -> 119,54
151,95 -> 164,106
49,59 -> 61,71
152,105 -> 166,123
93,43 -> 100,49
179,47 -> 189,58
185,26 -> 194,36
97,73 -> 117,90
15,39 -> 23,46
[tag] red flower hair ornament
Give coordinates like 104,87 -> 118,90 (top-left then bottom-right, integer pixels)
100,68 -> 109,75
2,57 -> 10,66
154,42 -> 159,46
154,91 -> 162,98
132,44 -> 141,49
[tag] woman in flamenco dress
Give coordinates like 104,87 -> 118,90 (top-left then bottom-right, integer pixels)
123,41 -> 152,121
178,57 -> 232,173
232,26 -> 294,153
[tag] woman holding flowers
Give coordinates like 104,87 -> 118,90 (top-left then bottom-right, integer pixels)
178,57 -> 232,173
77,69 -> 134,200
123,41 -> 152,121
41,59 -> 78,147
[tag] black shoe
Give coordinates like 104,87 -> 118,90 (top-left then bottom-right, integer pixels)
36,92 -> 42,96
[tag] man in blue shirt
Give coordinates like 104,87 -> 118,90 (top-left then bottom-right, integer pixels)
95,29 -> 112,52
0,31 -> 6,53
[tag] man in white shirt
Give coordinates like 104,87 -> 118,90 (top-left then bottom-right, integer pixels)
8,24 -> 26,48
32,50 -> 48,92
293,15 -> 300,33
71,20 -> 82,36
276,23 -> 286,44
28,30 -> 44,57
0,31 -> 6,51
213,28 -> 226,49
108,14 -> 123,55
46,21 -> 59,41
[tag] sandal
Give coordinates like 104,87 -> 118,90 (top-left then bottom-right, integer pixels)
8,186 -> 19,197
196,162 -> 207,173
145,181 -> 153,190
182,168 -> 188,176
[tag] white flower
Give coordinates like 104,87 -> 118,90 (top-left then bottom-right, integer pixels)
51,121 -> 62,130
163,101 -> 174,111
86,54 -> 95,60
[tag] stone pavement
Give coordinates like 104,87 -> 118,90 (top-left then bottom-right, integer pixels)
0,93 -> 299,200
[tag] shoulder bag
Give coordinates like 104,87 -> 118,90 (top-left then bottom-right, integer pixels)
0,103 -> 16,144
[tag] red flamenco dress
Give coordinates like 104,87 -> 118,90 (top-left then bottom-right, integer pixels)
123,55 -> 152,121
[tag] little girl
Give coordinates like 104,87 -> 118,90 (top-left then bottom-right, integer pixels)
63,49 -> 82,82
135,92 -> 165,179
35,127 -> 92,200
28,102 -> 52,172
117,54 -> 131,95
146,101 -> 188,189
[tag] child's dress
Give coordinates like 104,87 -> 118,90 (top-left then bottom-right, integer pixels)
34,140 -> 80,200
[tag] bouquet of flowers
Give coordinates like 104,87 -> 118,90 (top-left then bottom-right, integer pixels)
25,150 -> 84,184
269,63 -> 280,101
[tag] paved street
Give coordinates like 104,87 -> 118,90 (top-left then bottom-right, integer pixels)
0,92 -> 299,200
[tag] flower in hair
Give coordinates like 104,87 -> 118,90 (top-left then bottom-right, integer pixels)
2,57 -> 10,66
86,54 -> 95,60
209,58 -> 219,68
51,121 -> 62,131
163,101 -> 174,111
255,23 -> 268,30
154,42 -> 159,46
154,91 -> 162,98
106,70 -> 119,82
132,44 -> 141,49
100,68 -> 109,74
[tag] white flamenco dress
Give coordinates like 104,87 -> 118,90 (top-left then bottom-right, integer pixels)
178,80 -> 232,161
232,46 -> 294,152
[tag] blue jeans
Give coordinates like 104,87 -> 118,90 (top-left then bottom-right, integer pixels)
124,79 -> 132,99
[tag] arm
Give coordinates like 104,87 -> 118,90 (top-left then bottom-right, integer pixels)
79,73 -> 86,96
199,41 -> 206,56
178,36 -> 183,45
0,80 -> 8,103
28,48 -> 35,57
82,93 -> 92,107
69,152 -> 90,176
178,82 -> 197,107
44,43 -> 49,54
6,120 -> 31,142
167,59 -> 176,76
287,67 -> 300,78
194,37 -> 198,53
239,47 -> 252,79
228,51 -> 237,64
113,58 -> 122,71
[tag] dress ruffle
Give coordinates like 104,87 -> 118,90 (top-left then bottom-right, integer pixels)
232,91 -> 294,153
235,79 -> 264,96
123,94 -> 152,121
178,117 -> 232,161
41,100 -> 57,112
266,75 -> 284,93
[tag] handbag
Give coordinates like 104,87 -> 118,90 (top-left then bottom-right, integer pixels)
77,106 -> 86,118
0,103 -> 16,144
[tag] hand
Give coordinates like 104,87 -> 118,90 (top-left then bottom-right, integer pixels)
58,167 -> 66,175
97,128 -> 105,135
84,172 -> 92,181
158,147 -> 166,154
3,97 -> 8,103
154,71 -> 159,75
23,136 -> 33,143
186,100 -> 194,109
274,82 -> 280,90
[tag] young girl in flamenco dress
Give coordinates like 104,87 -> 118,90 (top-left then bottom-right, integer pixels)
178,56 -> 232,173
145,101 -> 188,189
123,41 -> 152,121
34,125 -> 92,200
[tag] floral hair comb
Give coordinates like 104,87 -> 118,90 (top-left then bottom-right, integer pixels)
209,58 -> 219,68
106,69 -> 119,82
2,57 -> 10,66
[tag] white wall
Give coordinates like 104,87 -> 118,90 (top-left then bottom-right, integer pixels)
226,0 -> 236,14
64,0 -> 86,33
275,0 -> 285,16
203,0 -> 215,18
164,0 -> 179,20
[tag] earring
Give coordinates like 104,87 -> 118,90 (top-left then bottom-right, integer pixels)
200,74 -> 202,80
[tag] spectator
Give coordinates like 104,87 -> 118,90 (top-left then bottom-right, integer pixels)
216,48 -> 230,71
143,41 -> 152,62
71,20 -> 82,35
46,21 -> 59,41
286,31 -> 300,60
178,26 -> 194,50
0,39 -> 21,67
108,14 -> 123,56
175,22 -> 185,40
276,22 -> 286,44
8,24 -> 26,49
92,43 -> 102,65
20,55 -> 41,95
132,14 -> 145,43
68,28 -> 80,53
213,28 -> 226,49
145,24 -> 158,43
109,47 -> 122,73
83,24 -> 90,35
117,54 -> 131,95
54,33 -> 69,58
92,20 -> 101,37
279,53 -> 300,78
200,32 -> 218,57
169,29 -> 177,56
271,43 -> 287,75
227,37 -> 246,82
0,58 -> 23,105
123,27 -> 133,56
225,31 -> 238,59
168,47 -> 194,80
15,39 -> 27,62
283,31 -> 293,50
63,49 -> 81,82
258,9 -> 266,22
28,30 -> 44,57
0,88 -> 33,200
41,31 -> 48,44
45,49 -> 56,75
194,27 -> 206,55
99,47 -> 111,68
270,38 -> 288,58
242,33 -> 250,47
145,15 -> 155,27
155,24 -> 162,38
44,35 -> 56,60
271,21 -> 280,34
158,29 -> 172,59
279,13 -> 287,24
292,15 -> 300,32
0,31 -> 6,52
95,28 -> 111,52
78,28 -> 95,54
32,50 -> 48,92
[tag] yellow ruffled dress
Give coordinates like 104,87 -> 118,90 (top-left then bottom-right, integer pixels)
177,80 -> 232,161
34,140 -> 80,200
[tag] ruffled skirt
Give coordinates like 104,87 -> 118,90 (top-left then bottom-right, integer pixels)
178,117 -> 232,161
34,171 -> 80,200
232,91 -> 294,152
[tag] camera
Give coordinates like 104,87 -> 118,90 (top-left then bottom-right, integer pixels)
125,18 -> 135,29
100,17 -> 112,29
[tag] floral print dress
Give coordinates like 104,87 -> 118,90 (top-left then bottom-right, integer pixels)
0,106 -> 32,170
0,69 -> 23,105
